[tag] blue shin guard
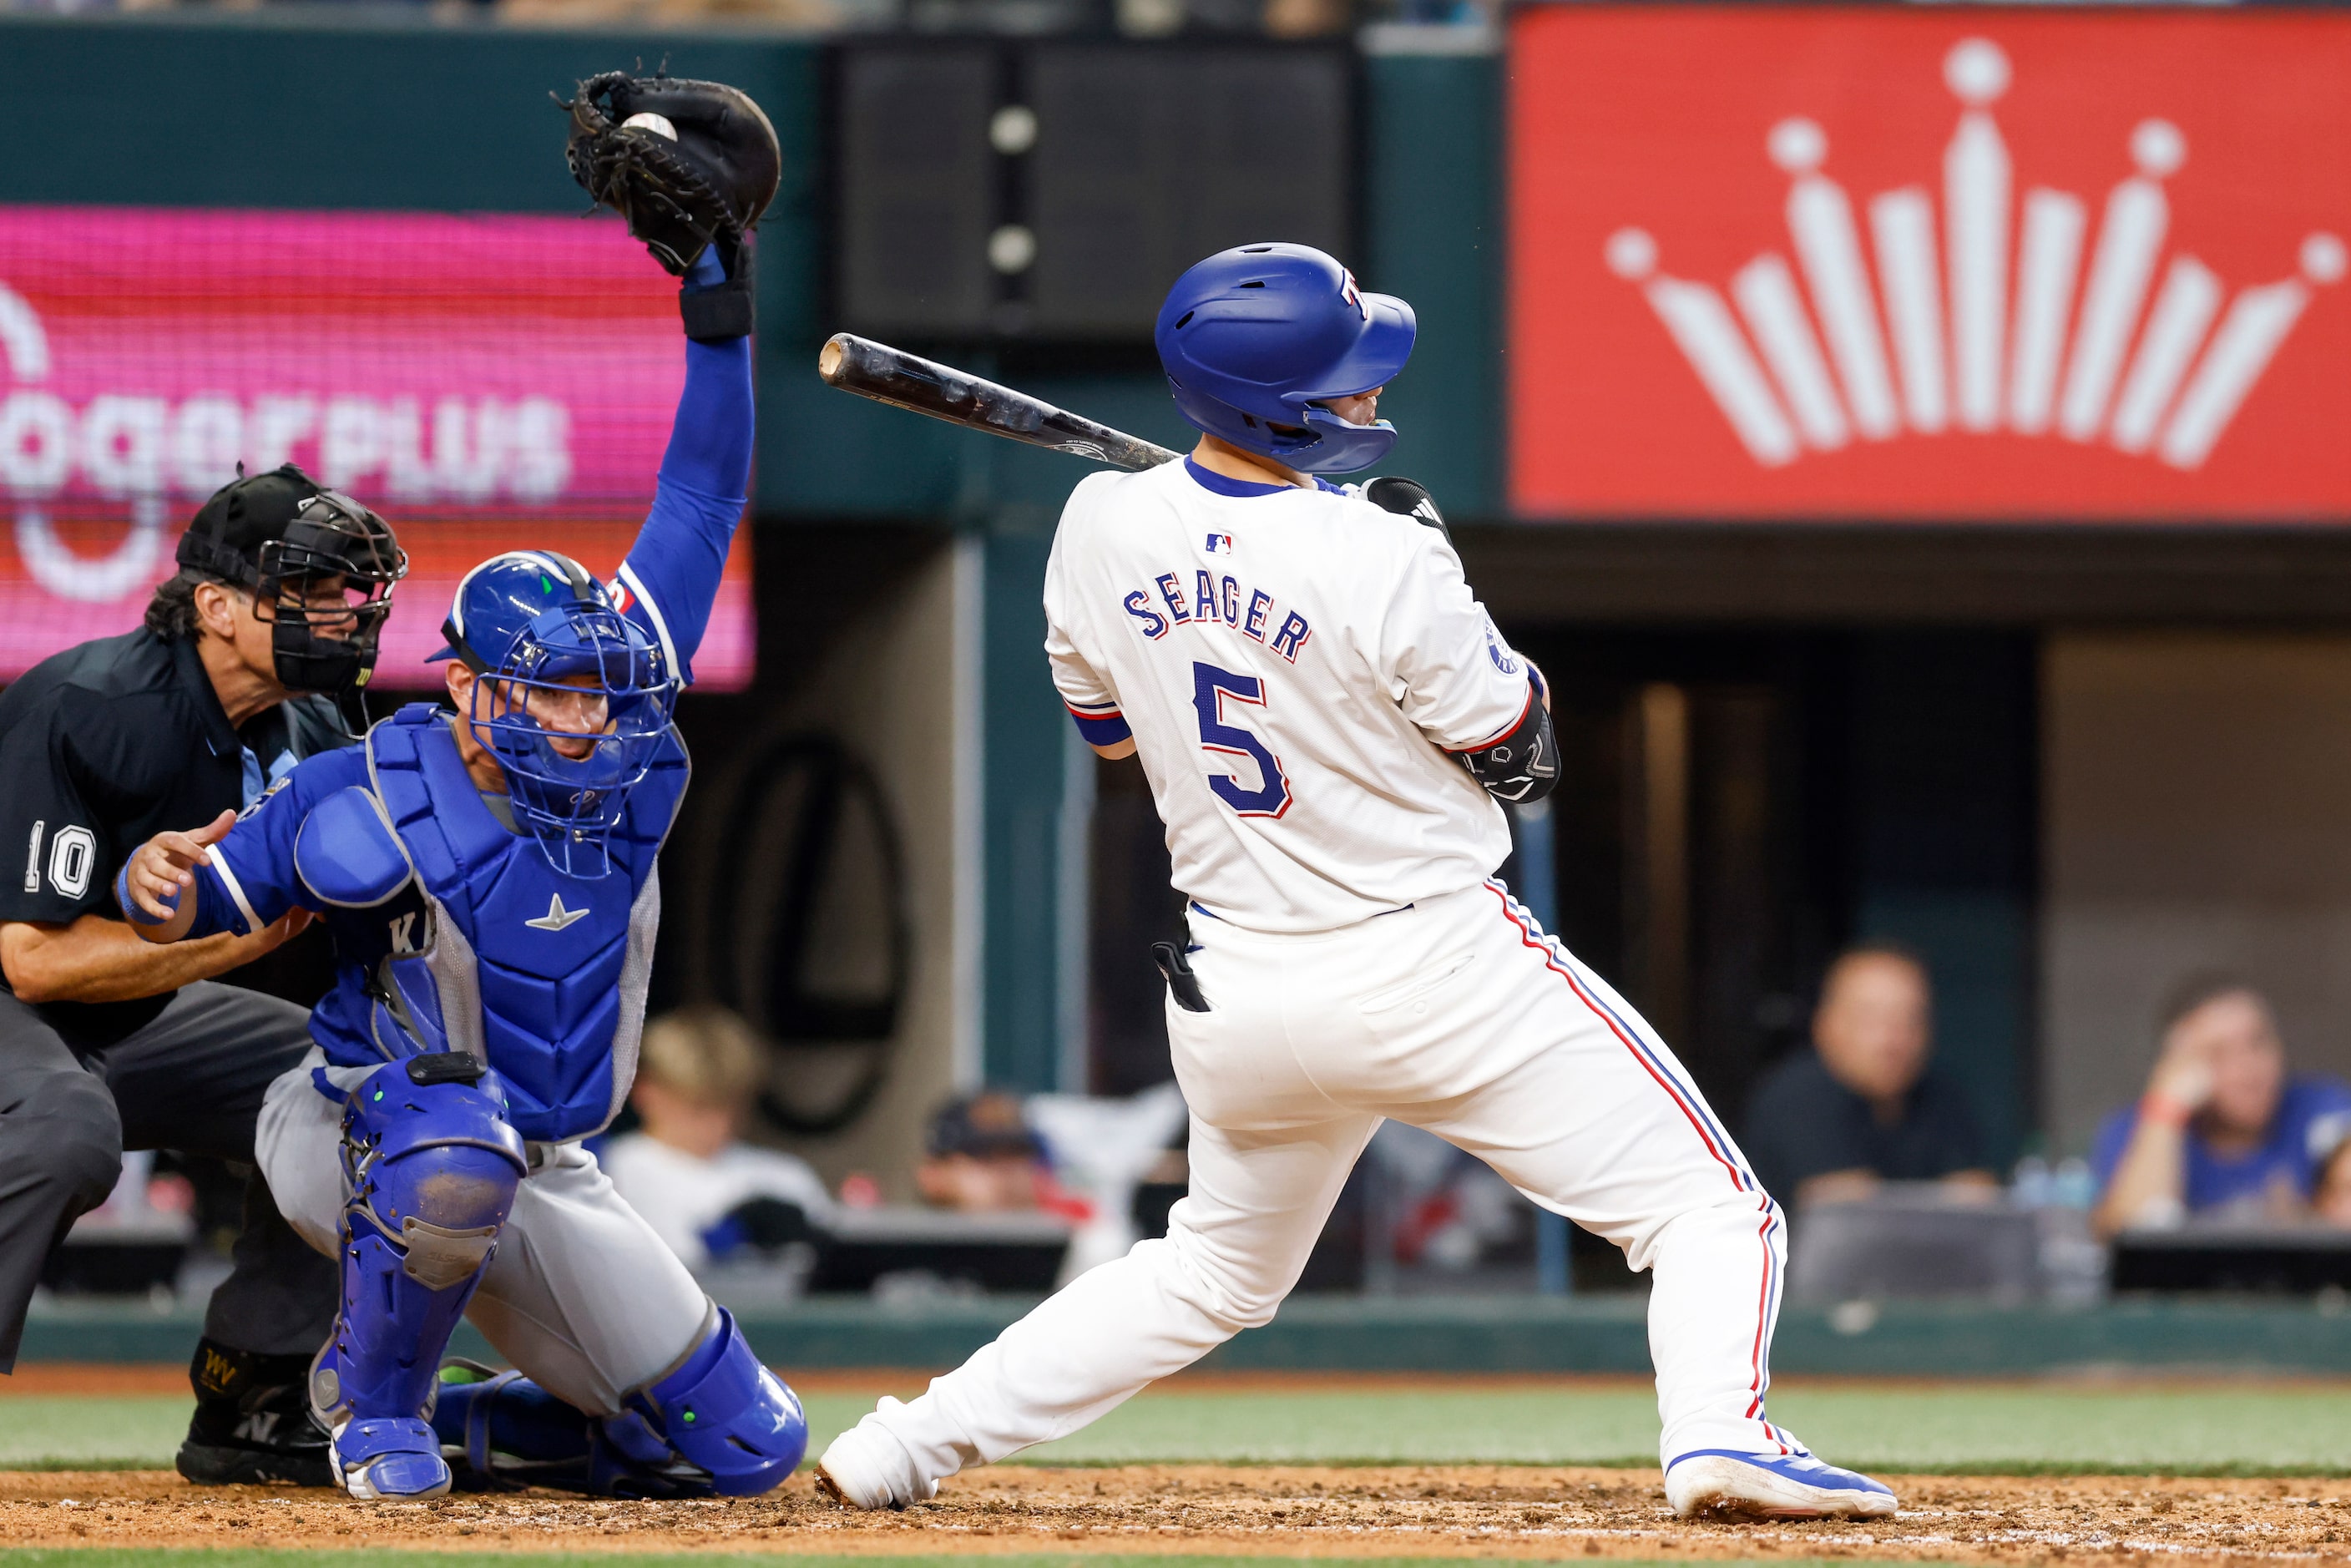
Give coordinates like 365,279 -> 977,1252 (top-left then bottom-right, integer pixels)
629,1307 -> 809,1494
432,1365 -> 713,1499
432,1308 -> 806,1497
311,1058 -> 528,1500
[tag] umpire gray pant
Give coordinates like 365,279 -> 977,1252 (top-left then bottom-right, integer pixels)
0,982 -> 336,1371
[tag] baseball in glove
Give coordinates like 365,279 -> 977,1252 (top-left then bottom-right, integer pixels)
563,70 -> 781,336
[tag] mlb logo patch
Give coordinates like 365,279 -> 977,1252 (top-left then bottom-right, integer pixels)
1206,534 -> 1236,554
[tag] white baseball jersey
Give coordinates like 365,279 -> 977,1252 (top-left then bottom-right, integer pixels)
1043,458 -> 1535,934
834,458 -> 1811,1506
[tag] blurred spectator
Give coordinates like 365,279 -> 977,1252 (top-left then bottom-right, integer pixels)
2313,1133 -> 2351,1229
2091,974 -> 2351,1237
918,1091 -> 1092,1222
1261,0 -> 1348,38
1026,1082 -> 1188,1277
1742,943 -> 1994,1208
600,1007 -> 833,1269
1368,1120 -> 1526,1274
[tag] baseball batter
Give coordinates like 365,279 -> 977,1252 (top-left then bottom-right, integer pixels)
817,243 -> 1897,1521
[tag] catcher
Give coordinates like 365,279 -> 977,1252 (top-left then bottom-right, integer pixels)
116,71 -> 797,1503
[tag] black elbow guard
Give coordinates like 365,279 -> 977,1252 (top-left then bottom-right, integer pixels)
1364,475 -> 1449,544
1457,689 -> 1558,803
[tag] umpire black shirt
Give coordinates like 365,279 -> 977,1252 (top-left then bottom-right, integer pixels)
0,630 -> 343,1050
1742,1048 -> 1990,1205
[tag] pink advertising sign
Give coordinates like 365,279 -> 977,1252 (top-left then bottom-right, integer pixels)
0,205 -> 752,686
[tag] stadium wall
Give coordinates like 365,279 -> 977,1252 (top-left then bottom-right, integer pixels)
18,11 -> 2351,1181
0,13 -> 1507,1176
2,12 -> 827,514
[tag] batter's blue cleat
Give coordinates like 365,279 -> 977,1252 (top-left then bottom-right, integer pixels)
1664,1449 -> 1897,1520
329,1415 -> 453,1500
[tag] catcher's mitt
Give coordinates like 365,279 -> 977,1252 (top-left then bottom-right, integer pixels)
564,71 -> 781,279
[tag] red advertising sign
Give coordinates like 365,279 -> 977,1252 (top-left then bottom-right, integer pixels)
0,207 -> 753,685
1509,8 -> 2351,521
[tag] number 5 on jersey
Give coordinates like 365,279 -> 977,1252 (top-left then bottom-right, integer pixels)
1192,662 -> 1292,818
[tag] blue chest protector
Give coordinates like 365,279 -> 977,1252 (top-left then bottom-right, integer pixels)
362,704 -> 689,1143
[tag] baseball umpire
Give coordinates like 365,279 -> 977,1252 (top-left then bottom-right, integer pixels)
0,465 -> 405,1485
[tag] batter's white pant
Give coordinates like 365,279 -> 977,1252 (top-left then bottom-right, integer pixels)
862,878 -> 1798,1486
257,1049 -> 710,1416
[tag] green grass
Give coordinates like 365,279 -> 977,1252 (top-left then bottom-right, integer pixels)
1009,1383 -> 2351,1473
0,1400 -> 195,1471
12,1381 -> 2351,1474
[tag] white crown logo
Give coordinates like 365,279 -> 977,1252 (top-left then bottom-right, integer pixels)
1607,38 -> 2345,471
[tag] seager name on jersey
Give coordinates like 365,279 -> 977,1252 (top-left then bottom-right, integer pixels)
1123,568 -> 1313,662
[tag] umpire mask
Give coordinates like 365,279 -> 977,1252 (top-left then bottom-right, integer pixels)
178,468 -> 409,700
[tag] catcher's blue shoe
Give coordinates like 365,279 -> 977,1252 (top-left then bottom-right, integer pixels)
329,1415 -> 452,1500
1664,1449 -> 1897,1520
429,1363 -> 716,1498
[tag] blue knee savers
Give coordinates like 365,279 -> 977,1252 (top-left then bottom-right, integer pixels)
431,1308 -> 806,1497
312,1057 -> 528,1433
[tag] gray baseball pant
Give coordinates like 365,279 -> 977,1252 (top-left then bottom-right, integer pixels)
0,983 -> 336,1370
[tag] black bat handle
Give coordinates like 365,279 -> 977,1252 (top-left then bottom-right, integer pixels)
819,333 -> 1181,472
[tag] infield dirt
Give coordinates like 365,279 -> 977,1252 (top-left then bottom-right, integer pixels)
8,1465 -> 2351,1562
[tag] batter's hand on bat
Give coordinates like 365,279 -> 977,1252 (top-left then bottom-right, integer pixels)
118,811 -> 235,938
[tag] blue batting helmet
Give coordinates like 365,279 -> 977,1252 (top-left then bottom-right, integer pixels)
430,551 -> 675,879
1153,243 -> 1416,475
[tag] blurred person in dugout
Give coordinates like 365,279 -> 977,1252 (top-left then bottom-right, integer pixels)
1742,943 -> 1996,1208
2092,974 -> 2351,1237
2313,1134 -> 2351,1228
599,1006 -> 835,1268
918,1092 -> 1092,1222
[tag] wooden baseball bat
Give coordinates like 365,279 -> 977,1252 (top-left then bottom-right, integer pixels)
817,333 -> 1181,472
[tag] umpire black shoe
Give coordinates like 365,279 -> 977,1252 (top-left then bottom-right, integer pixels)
176,1338 -> 334,1488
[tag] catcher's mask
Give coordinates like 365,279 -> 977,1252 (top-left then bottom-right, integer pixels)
176,466 -> 407,708
429,551 -> 677,880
